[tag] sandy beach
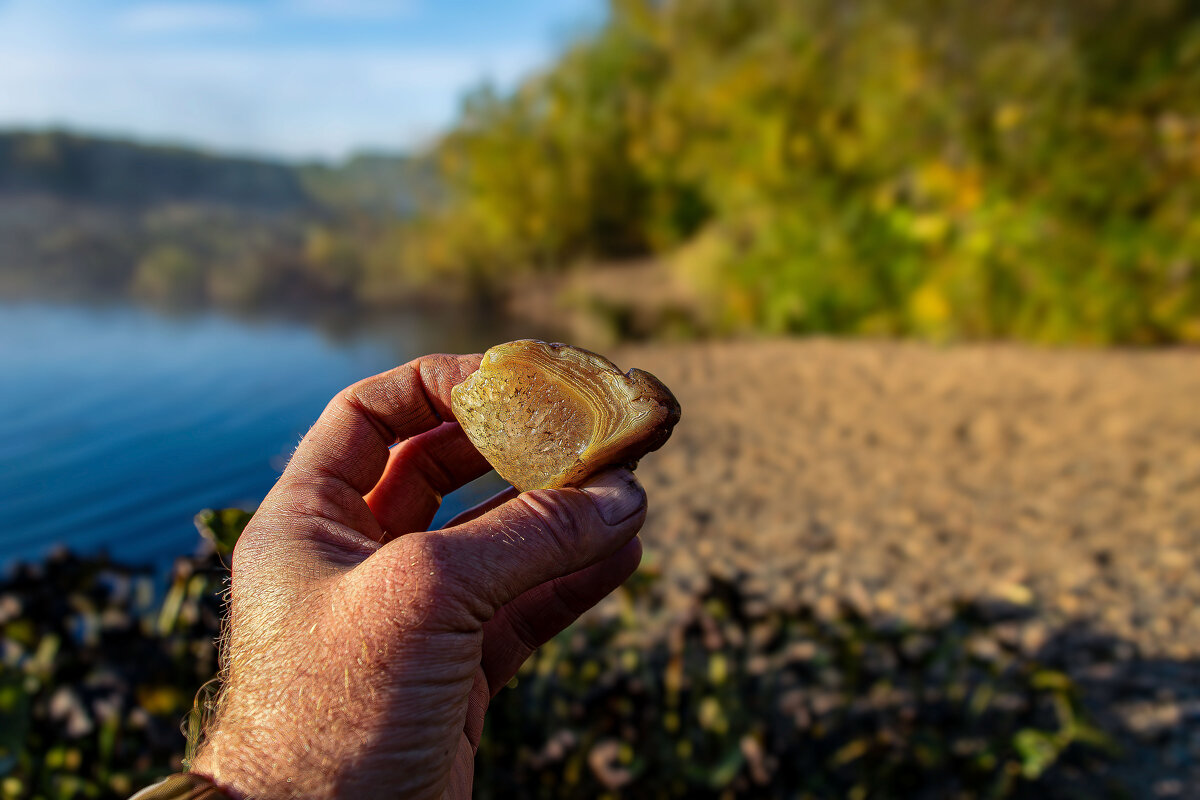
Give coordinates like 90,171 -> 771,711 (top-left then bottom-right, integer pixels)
603,338 -> 1200,793
617,339 -> 1199,651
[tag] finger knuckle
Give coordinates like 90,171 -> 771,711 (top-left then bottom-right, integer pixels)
515,490 -> 591,564
503,602 -> 545,652
326,389 -> 360,426
549,574 -> 592,617
271,475 -> 357,520
387,534 -> 491,629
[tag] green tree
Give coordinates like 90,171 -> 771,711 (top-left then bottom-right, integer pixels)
419,0 -> 1200,344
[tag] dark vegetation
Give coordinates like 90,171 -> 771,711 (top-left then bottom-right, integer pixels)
2,511 -> 1160,799
0,131 -> 427,310
0,133 -> 311,209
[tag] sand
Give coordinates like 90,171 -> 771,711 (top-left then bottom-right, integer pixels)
616,339 -> 1199,653
605,338 -> 1200,792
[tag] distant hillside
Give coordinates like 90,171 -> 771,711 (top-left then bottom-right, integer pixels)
300,152 -> 436,217
0,131 -> 314,210
0,129 -> 430,309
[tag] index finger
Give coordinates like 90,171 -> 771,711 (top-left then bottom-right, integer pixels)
286,353 -> 482,495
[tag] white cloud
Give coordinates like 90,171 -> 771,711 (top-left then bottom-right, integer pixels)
118,3 -> 259,34
0,45 -> 541,159
286,0 -> 418,20
0,0 -> 595,158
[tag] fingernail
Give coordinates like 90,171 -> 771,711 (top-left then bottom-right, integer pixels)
582,469 -> 646,525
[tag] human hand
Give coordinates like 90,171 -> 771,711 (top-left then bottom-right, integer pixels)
188,354 -> 647,799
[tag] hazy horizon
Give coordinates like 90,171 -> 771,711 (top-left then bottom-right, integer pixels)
0,123 -> 425,165
0,0 -> 606,161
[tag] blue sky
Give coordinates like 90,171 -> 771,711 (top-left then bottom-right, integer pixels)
0,0 -> 606,160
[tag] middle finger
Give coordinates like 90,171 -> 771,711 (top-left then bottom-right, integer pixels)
365,422 -> 492,540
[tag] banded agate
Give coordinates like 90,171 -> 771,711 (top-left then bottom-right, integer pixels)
451,340 -> 681,491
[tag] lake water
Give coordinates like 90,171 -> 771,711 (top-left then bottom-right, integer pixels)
0,301 -> 521,570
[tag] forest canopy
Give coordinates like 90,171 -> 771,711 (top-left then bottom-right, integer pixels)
421,0 -> 1200,344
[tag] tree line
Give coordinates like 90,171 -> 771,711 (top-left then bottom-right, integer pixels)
417,0 -> 1200,343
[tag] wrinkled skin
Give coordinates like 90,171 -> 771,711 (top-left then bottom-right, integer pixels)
188,354 -> 647,799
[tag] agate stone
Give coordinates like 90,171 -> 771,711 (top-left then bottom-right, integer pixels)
451,340 -> 681,491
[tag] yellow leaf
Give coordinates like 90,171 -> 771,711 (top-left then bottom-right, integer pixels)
911,283 -> 951,327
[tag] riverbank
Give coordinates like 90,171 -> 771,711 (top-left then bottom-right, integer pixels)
611,337 -> 1200,794
620,338 -> 1200,656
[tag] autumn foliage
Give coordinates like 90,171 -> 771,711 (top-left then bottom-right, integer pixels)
421,0 -> 1200,344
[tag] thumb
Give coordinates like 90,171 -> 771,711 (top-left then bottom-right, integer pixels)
434,469 -> 647,617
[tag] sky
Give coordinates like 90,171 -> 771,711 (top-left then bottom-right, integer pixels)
0,0 -> 606,161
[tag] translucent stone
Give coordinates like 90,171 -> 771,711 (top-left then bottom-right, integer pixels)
451,340 -> 681,491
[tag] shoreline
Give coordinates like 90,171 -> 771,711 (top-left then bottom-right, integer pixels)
611,338 -> 1200,658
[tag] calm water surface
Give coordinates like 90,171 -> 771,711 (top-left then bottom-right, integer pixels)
0,302 -> 513,569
